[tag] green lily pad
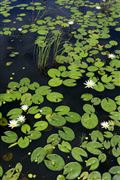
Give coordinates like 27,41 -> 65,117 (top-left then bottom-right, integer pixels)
88,171 -> 101,180
94,82 -> 105,92
101,98 -> 117,112
63,162 -> 81,179
34,121 -> 48,131
32,94 -> 44,104
35,86 -> 51,95
18,137 -> 30,148
83,104 -> 95,113
55,105 -> 70,115
47,133 -> 61,146
81,113 -> 98,129
48,69 -> 61,78
58,141 -> 71,153
63,79 -> 77,87
48,78 -> 62,87
72,147 -> 88,162
7,108 -> 22,119
86,157 -> 99,170
0,117 -> 8,126
44,154 -> 65,171
65,112 -> 81,123
47,92 -> 63,103
31,147 -> 46,164
46,113 -> 66,127
1,131 -> 18,144
58,126 -> 75,141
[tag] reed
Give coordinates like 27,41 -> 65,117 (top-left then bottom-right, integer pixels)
35,30 -> 62,70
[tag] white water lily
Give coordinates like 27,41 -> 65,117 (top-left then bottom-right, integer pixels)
18,28 -> 22,31
68,21 -> 74,25
17,115 -> 26,123
101,121 -> 109,129
84,80 -> 96,88
21,105 -> 28,111
8,120 -> 19,129
40,109 -> 43,113
108,53 -> 115,59
96,6 -> 101,9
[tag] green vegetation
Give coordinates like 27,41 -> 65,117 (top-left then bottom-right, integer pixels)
0,0 -> 120,179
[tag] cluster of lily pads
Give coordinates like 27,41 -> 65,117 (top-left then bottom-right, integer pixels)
0,75 -> 120,179
0,0 -> 120,179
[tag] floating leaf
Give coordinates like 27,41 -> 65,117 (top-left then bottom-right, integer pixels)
34,121 -> 48,131
55,106 -> 70,115
28,106 -> 39,114
63,79 -> 77,87
88,171 -> 101,180
48,69 -> 61,78
32,94 -> 44,104
63,162 -> 81,179
90,130 -> 104,142
94,82 -> 105,92
0,166 -> 3,177
58,141 -> 71,153
101,98 -> 117,112
81,93 -> 93,101
58,126 -> 75,141
102,172 -> 111,180
44,154 -> 65,171
46,113 -> 66,127
0,117 -> 8,126
7,108 -> 22,119
48,78 -> 62,87
31,147 -> 46,164
83,104 -> 95,113
21,124 -> 31,134
28,130 -> 41,140
86,157 -> 99,170
109,166 -> 120,174
35,86 -> 51,95
1,131 -> 18,144
47,92 -> 63,103
18,137 -> 30,148
86,141 -> 102,155
64,111 -> 81,123
47,134 -> 61,146
81,113 -> 98,129
57,175 -> 66,180
72,147 -> 88,162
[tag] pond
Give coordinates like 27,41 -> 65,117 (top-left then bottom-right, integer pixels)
0,0 -> 120,179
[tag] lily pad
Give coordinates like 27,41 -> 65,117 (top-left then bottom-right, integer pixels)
47,92 -> 63,103
101,98 -> 117,112
81,113 -> 98,129
31,147 -> 46,164
63,162 -> 81,179
44,154 -> 65,171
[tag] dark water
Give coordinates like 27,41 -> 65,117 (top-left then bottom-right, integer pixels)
0,0 -> 120,179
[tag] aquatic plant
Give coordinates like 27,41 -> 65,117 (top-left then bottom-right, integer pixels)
35,30 -> 62,70
1,0 -> 120,179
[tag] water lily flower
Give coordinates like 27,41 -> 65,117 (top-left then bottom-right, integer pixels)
18,28 -> 22,31
17,115 -> 26,123
108,53 -> 115,59
84,80 -> 96,88
68,21 -> 74,25
8,120 -> 19,129
96,6 -> 101,9
21,105 -> 28,111
101,121 -> 109,129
